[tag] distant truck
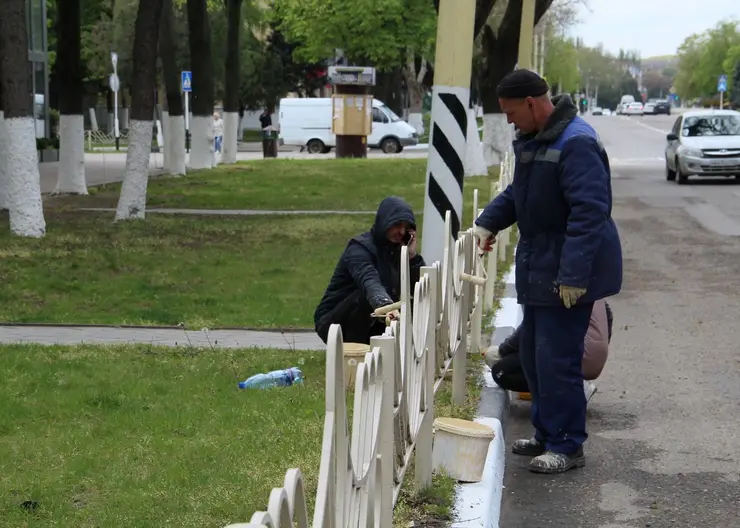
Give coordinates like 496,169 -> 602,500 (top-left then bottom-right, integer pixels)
278,97 -> 419,154
616,95 -> 636,115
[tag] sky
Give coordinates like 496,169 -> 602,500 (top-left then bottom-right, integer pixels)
568,0 -> 739,58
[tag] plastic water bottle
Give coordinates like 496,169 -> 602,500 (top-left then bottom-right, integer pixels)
238,367 -> 304,390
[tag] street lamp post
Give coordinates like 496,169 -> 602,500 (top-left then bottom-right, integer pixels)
110,52 -> 120,151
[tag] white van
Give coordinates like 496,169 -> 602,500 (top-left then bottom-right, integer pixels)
278,97 -> 419,154
617,95 -> 635,115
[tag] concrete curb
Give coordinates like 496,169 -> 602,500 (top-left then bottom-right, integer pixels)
453,266 -> 521,527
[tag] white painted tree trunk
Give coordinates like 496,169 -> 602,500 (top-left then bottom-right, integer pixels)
115,119 -> 153,220
168,114 -> 186,175
482,113 -> 514,167
162,110 -> 171,171
188,115 -> 213,170
464,108 -> 487,176
222,111 -> 239,164
4,117 -> 46,237
409,113 -> 424,135
237,113 -> 245,140
0,111 -> 8,210
54,114 -> 88,194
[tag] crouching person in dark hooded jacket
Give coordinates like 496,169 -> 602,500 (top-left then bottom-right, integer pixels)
314,196 -> 425,345
474,70 -> 623,475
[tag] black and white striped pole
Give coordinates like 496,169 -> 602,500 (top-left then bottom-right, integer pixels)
421,0 -> 477,264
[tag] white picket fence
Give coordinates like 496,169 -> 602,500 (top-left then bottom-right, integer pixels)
225,155 -> 516,528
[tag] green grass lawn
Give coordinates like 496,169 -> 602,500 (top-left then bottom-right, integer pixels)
0,343 -> 326,527
50,159 -> 498,213
0,211 -> 371,328
0,343 -> 485,527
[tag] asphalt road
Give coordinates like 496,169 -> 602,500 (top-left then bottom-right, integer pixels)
499,113 -> 740,527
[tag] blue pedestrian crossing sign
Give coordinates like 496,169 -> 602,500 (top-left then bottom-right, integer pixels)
181,71 -> 192,92
718,74 -> 727,93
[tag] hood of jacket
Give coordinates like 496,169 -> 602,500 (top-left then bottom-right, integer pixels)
370,196 -> 417,246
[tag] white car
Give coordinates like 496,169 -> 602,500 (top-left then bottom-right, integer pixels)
665,110 -> 740,184
591,106 -> 603,116
643,102 -> 656,114
603,109 -> 612,116
624,102 -> 644,116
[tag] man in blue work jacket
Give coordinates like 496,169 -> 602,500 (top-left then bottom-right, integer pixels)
474,70 -> 622,474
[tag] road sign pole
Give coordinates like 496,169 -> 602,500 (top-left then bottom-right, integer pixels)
184,91 -> 190,153
720,91 -> 723,109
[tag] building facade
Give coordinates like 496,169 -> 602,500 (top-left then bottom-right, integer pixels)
27,0 -> 49,138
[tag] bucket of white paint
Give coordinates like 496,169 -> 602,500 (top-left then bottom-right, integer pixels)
343,342 -> 370,389
432,417 -> 494,483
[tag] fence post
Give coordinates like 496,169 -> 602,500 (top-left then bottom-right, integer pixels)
372,334 -> 396,527
415,266 -> 437,490
452,233 -> 470,406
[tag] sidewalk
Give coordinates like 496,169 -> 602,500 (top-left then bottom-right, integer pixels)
0,324 -> 325,350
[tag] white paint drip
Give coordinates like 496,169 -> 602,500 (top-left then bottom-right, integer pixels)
188,115 -> 214,170
408,112 -> 424,134
115,119 -> 153,220
465,107 -> 487,177
55,114 -> 88,195
482,114 -> 513,167
4,117 -> 46,237
222,111 -> 239,164
161,110 -> 171,171
168,114 -> 186,175
0,110 -> 8,209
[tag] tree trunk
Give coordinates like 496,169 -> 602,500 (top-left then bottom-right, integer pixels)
403,55 -> 427,134
0,46 -> 7,210
0,0 -> 46,237
222,0 -> 242,164
115,0 -> 165,221
478,0 -> 554,167
373,69 -> 404,116
159,0 -> 186,175
186,0 -> 214,169
54,0 -> 87,195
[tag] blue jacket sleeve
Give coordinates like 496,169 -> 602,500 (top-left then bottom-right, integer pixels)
557,135 -> 611,288
475,184 -> 517,233
343,241 -> 394,309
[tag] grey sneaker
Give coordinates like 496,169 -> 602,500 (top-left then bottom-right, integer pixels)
512,436 -> 546,456
529,448 -> 586,474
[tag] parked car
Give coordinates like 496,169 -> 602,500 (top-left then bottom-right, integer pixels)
645,100 -> 671,115
591,106 -> 603,116
603,109 -> 613,116
665,109 -> 740,184
623,102 -> 644,116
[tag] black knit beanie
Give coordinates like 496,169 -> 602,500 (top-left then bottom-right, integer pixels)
496,69 -> 549,99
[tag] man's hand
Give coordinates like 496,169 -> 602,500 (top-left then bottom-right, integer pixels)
559,285 -> 586,309
407,230 -> 418,258
473,225 -> 496,252
385,309 -> 400,326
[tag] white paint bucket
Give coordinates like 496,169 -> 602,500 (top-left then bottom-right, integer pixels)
432,417 -> 495,483
343,342 -> 370,389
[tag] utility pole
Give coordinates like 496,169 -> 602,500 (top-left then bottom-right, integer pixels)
420,0 -> 476,264
518,0 -> 536,70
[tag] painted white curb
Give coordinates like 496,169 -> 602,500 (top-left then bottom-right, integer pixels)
452,265 -> 521,527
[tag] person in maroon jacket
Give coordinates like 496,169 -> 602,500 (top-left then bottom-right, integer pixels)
485,299 -> 613,402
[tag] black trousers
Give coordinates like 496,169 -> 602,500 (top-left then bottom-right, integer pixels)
490,352 -> 530,393
315,291 -> 387,345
